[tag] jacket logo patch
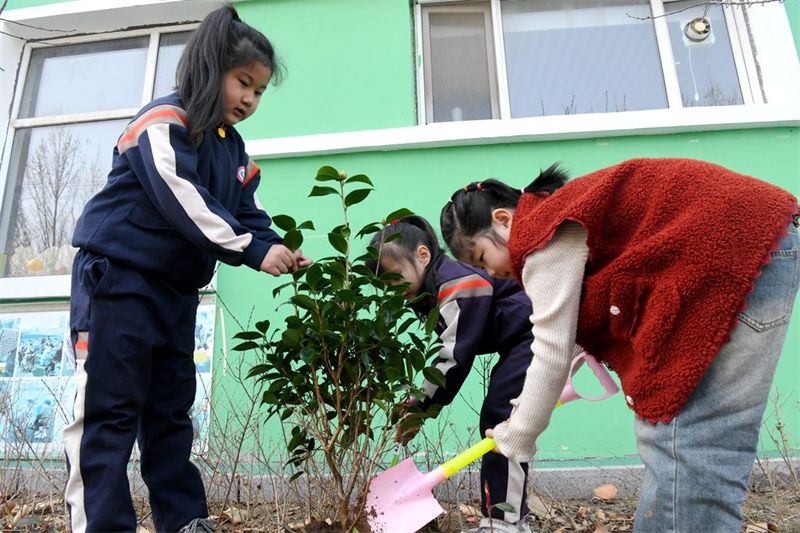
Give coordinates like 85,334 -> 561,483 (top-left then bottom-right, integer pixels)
236,166 -> 246,183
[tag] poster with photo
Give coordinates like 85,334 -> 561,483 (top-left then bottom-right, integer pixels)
0,318 -> 20,378
193,304 -> 214,374
15,312 -> 68,378
6,380 -> 58,447
0,305 -> 215,457
191,374 -> 212,454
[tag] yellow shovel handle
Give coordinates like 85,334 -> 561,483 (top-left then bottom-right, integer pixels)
441,437 -> 496,478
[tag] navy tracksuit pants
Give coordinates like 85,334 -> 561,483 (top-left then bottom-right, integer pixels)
65,250 -> 207,532
480,341 -> 531,522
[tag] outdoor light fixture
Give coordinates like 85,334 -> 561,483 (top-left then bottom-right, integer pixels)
684,16 -> 711,42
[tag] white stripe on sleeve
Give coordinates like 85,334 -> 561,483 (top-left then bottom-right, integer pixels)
148,123 -> 253,253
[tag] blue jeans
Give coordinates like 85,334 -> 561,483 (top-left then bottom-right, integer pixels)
633,224 -> 800,533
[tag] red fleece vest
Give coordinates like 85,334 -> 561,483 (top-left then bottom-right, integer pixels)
508,158 -> 797,422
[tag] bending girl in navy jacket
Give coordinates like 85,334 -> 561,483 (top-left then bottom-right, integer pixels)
369,215 -> 534,533
65,6 -> 309,533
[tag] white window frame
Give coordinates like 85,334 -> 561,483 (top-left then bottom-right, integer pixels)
0,23 -> 199,300
420,1 -> 501,123
415,0 -> 773,123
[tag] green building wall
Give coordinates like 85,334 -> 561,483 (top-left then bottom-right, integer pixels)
4,0 -> 798,464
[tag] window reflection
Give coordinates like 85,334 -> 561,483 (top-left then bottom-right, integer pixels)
19,38 -> 148,118
0,121 -> 126,277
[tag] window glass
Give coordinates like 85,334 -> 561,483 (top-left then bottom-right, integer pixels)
666,1 -> 743,107
500,0 -> 667,118
0,120 -> 126,278
18,38 -> 148,118
154,31 -> 192,98
428,11 -> 494,122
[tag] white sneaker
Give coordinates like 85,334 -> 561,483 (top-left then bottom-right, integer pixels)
461,516 -> 532,533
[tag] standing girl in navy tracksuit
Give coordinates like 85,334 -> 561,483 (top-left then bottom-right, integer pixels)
65,6 -> 310,533
369,216 -> 534,533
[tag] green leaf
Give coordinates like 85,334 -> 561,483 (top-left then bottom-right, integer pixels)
234,331 -> 263,340
356,223 -> 382,239
493,503 -> 517,513
272,281 -> 294,298
335,289 -> 356,304
328,232 -> 348,254
281,328 -> 303,347
232,340 -> 259,351
424,307 -> 440,336
344,188 -> 371,207
255,320 -> 270,334
383,207 -> 414,224
289,471 -> 305,482
345,174 -> 373,186
291,294 -> 317,311
271,214 -> 296,231
261,391 -> 279,404
297,220 -> 316,231
305,263 -> 323,289
423,366 -> 446,388
282,229 -> 303,252
315,165 -> 340,182
309,185 -> 339,197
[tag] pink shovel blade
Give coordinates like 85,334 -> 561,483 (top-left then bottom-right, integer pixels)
365,457 -> 445,533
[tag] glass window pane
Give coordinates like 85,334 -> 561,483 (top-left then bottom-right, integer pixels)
19,38 -> 148,118
500,0 -> 667,117
154,31 -> 192,99
428,11 -> 493,123
0,120 -> 127,278
666,1 -> 743,107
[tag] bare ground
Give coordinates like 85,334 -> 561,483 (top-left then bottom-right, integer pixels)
0,485 -> 797,532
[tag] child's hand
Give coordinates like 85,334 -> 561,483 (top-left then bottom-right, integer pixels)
260,244 -> 298,276
395,397 -> 422,445
293,249 -> 313,269
484,428 -> 501,453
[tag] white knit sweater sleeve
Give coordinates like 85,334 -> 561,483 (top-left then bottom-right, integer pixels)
491,221 -> 589,462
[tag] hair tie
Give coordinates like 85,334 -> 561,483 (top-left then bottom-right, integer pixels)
389,218 -> 401,225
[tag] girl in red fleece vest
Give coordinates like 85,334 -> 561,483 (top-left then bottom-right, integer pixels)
440,158 -> 799,532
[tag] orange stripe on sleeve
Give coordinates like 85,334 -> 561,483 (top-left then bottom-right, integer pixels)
437,278 -> 492,303
75,340 -> 88,350
118,107 -> 188,147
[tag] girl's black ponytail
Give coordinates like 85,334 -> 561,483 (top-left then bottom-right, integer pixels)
176,4 -> 283,144
523,163 -> 570,194
440,165 -> 569,258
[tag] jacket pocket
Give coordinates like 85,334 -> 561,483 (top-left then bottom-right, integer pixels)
125,201 -> 174,231
610,278 -> 681,360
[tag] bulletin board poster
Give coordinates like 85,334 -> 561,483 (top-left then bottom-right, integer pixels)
0,304 -> 215,458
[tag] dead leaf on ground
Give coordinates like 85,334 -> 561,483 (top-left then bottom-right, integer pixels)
527,494 -> 552,519
594,525 -> 610,533
745,523 -> 779,532
592,483 -> 618,501
221,506 -> 249,525
458,504 -> 482,518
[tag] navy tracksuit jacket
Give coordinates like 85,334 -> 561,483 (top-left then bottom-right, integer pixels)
414,256 -> 534,522
65,92 -> 280,533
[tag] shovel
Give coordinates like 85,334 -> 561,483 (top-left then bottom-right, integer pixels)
366,436 -> 496,533
366,352 -> 618,532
